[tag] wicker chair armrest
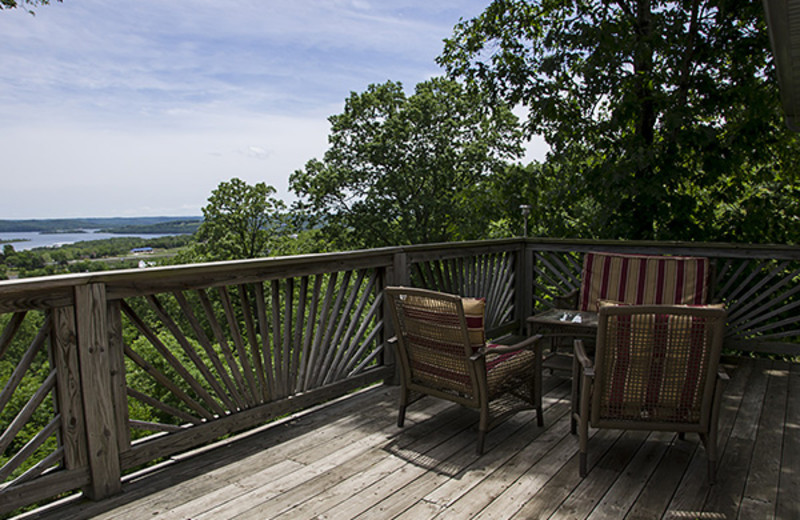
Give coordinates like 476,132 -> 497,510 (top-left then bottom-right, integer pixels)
554,288 -> 579,309
574,339 -> 594,376
470,334 -> 542,360
474,334 -> 543,358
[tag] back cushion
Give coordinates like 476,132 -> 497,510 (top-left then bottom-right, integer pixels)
462,297 -> 486,352
579,252 -> 709,312
401,294 -> 485,353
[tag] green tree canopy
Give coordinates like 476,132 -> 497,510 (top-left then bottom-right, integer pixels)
290,77 -> 523,248
194,178 -> 287,261
440,0 -> 800,242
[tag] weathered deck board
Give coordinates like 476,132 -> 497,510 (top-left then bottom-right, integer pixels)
16,358 -> 794,520
776,363 -> 800,520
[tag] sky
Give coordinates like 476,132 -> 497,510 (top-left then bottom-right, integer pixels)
0,0 -> 547,219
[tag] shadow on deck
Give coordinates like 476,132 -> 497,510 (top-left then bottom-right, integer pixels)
17,358 -> 799,520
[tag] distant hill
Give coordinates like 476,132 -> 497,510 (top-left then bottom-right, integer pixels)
0,217 -> 203,233
99,219 -> 201,234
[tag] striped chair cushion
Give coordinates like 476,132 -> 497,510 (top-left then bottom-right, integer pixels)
409,343 -> 532,396
402,295 -> 486,393
596,302 -> 724,424
578,252 -> 709,312
485,347 -> 534,396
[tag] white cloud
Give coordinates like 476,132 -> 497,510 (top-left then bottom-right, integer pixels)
243,146 -> 271,160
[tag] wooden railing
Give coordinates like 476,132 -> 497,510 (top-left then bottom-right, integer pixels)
1,238 -> 798,515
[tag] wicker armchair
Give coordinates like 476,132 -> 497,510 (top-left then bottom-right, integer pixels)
571,303 -> 728,482
385,286 -> 544,454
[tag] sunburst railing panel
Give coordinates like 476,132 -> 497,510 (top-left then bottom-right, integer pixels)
116,267 -> 386,458
409,250 -> 517,332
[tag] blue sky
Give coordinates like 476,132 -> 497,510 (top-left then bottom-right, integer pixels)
1,0 -> 547,219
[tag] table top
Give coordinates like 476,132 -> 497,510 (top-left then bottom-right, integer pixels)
527,308 -> 599,328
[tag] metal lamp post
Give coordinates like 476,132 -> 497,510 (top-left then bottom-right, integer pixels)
519,204 -> 532,238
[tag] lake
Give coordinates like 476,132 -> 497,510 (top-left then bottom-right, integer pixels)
0,230 -> 181,251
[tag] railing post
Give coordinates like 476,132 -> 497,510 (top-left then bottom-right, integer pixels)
382,250 -> 409,386
106,300 -> 131,455
515,240 -> 534,336
50,306 -> 89,473
390,250 -> 410,286
74,283 -> 121,500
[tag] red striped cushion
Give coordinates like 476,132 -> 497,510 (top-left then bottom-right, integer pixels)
462,297 -> 486,352
598,301 -> 724,423
579,252 -> 709,312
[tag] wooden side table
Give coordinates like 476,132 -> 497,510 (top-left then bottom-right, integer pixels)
527,309 -> 598,372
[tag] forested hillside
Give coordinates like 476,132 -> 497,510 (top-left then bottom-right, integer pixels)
0,216 -> 202,233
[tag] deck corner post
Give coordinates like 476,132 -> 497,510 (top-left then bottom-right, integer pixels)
390,250 -> 410,287
515,241 -> 534,336
74,283 -> 122,500
382,251 -> 409,386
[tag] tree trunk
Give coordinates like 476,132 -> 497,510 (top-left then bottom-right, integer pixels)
630,0 -> 657,239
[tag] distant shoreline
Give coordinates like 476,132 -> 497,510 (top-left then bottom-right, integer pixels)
0,230 -> 187,252
40,230 -> 89,235
0,216 -> 202,234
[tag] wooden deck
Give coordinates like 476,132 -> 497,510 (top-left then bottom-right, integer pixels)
17,358 -> 798,520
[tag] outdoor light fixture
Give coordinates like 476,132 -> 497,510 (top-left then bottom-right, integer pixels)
519,204 -> 532,237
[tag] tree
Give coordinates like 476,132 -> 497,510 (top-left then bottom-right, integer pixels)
481,161 -> 601,239
439,0 -> 800,242
194,178 -> 287,261
0,0 -> 60,12
290,77 -> 523,249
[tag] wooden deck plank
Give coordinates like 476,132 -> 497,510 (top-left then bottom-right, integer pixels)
232,402 -> 477,519
548,430 -> 651,520
353,412 -> 544,519
585,431 -> 675,519
398,383 -> 573,519
265,402 -> 476,520
15,358 -> 795,520
702,359 -> 771,519
383,382 -> 573,520
431,407 -> 578,519
96,386 -> 404,520
623,436 -> 696,519
312,420 -> 479,519
34,384 -> 406,520
737,362 -> 789,519
664,359 -> 754,517
501,429 -> 624,520
461,428 -> 574,519
191,398 -> 465,519
776,363 -> 800,520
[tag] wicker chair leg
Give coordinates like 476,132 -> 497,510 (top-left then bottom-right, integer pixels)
476,430 -> 486,455
579,452 -> 588,477
537,405 -> 544,427
578,384 -> 589,477
700,432 -> 717,484
570,355 -> 580,435
476,402 -> 490,455
397,387 -> 409,428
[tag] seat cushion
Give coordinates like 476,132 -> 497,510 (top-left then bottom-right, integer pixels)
485,346 -> 535,396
